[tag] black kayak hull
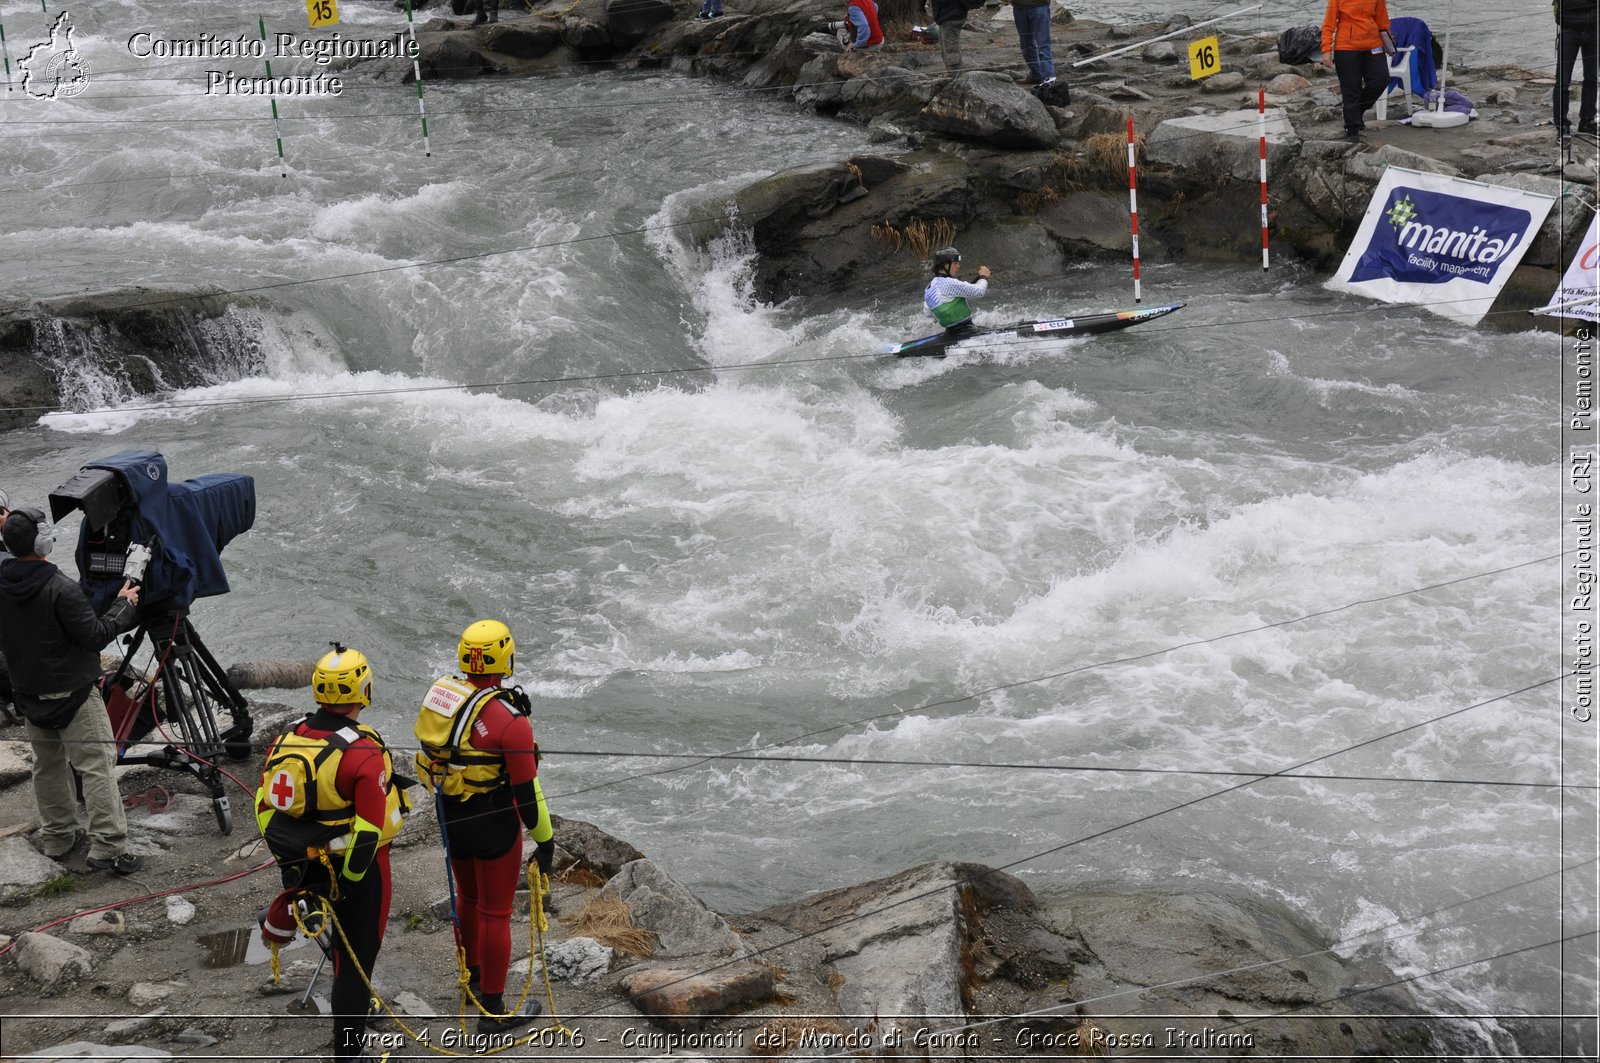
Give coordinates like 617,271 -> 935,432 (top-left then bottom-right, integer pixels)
885,303 -> 1183,357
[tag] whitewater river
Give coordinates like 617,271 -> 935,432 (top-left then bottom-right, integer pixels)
0,0 -> 1592,1053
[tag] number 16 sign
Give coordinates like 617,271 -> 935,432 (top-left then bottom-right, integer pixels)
1188,35 -> 1220,80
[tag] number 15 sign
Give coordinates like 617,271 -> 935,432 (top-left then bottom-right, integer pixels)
307,0 -> 339,27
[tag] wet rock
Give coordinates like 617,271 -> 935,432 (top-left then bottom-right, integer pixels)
619,962 -> 775,1028
561,16 -> 610,49
15,931 -> 95,986
412,35 -> 502,79
917,72 -> 1060,149
1146,108 -> 1302,182
482,21 -> 562,58
601,859 -> 751,959
551,814 -> 646,881
605,0 -> 674,46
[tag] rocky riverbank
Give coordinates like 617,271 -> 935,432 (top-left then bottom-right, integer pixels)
0,684 -> 1525,1061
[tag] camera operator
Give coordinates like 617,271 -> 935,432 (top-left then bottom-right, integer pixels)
0,506 -> 144,874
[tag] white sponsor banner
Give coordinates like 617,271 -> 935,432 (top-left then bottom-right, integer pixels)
1325,167 -> 1555,326
1533,212 -> 1600,323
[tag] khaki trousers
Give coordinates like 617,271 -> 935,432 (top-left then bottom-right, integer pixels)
26,686 -> 128,861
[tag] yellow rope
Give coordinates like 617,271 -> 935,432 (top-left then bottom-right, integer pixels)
287,864 -> 573,1056
269,941 -> 281,985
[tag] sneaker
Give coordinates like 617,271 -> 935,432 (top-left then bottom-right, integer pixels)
476,998 -> 541,1037
86,851 -> 145,875
1038,76 -> 1057,87
1580,121 -> 1597,135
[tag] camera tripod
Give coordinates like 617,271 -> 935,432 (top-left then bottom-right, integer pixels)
107,612 -> 254,834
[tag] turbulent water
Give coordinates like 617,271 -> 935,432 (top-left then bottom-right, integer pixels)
1,0 -> 1594,1051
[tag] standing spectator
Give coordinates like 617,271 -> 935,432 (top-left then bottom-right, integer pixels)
929,0 -> 970,71
1554,0 -> 1598,136
1319,0 -> 1395,140
469,0 -> 500,26
256,645 -> 410,1061
840,0 -> 884,52
1012,0 -> 1056,86
416,620 -> 554,1036
0,506 -> 142,872
695,0 -> 723,20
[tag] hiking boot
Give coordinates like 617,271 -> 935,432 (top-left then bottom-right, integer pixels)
476,998 -> 541,1037
1580,121 -> 1597,135
86,851 -> 145,875
36,829 -> 85,860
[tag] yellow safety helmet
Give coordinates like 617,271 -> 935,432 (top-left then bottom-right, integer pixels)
459,619 -> 515,677
312,643 -> 373,708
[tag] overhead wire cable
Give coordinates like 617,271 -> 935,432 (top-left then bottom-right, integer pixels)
546,676 -> 1573,1027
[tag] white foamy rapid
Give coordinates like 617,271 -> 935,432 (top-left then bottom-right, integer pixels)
1,0 -> 1589,1050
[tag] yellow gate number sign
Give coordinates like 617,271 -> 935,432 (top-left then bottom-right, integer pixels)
1188,35 -> 1221,79
307,0 -> 339,27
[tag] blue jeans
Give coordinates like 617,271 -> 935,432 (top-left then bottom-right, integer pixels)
1013,4 -> 1054,81
699,0 -> 721,14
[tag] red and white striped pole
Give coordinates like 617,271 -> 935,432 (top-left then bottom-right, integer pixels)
1127,117 -> 1142,304
1258,86 -> 1270,272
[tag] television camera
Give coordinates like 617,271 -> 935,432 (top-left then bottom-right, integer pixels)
49,449 -> 256,834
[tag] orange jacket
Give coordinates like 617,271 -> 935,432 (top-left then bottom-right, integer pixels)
1321,0 -> 1390,54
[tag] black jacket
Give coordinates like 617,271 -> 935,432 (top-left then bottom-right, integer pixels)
0,557 -> 135,698
1556,0 -> 1598,26
929,0 -> 967,25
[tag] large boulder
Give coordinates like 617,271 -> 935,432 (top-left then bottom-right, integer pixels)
619,963 -> 776,1028
917,72 -> 1060,150
551,814 -> 646,881
482,22 -> 563,59
1145,108 -> 1303,182
600,858 -> 752,959
412,35 -> 503,79
14,931 -> 95,987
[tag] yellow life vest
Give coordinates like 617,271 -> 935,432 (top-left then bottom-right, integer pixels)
255,720 -> 409,855
414,676 -> 528,800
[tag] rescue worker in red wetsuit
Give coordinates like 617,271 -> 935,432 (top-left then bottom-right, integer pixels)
415,619 -> 554,1036
256,644 -> 410,1061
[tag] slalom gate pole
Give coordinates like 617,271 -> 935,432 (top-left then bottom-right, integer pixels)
1127,117 -> 1141,304
258,16 -> 287,177
404,0 -> 432,156
1,23 -> 12,92
1258,86 -> 1269,272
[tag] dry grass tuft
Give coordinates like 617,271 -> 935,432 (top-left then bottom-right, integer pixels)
870,216 -> 957,261
561,894 -> 656,956
554,864 -> 607,889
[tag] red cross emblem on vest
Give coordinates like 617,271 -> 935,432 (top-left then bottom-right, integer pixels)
269,770 -> 296,810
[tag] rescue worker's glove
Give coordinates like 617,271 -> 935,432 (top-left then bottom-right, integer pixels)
532,837 -> 555,877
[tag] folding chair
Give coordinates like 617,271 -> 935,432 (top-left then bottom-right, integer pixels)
1375,46 -> 1416,120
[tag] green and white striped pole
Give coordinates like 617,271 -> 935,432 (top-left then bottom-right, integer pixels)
2,23 -> 13,92
403,0 -> 431,156
258,15 -> 287,177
